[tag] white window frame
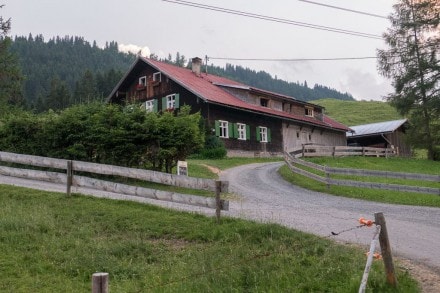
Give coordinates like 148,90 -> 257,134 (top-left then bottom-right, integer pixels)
153,72 -> 161,82
139,76 -> 147,86
219,120 -> 229,138
237,123 -> 246,140
305,107 -> 314,117
166,94 -> 176,109
259,126 -> 268,143
144,100 -> 155,112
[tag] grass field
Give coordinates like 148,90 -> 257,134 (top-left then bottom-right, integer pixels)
313,98 -> 402,126
0,185 -> 418,292
280,156 -> 440,207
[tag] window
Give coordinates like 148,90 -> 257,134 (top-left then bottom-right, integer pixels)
153,72 -> 161,82
140,100 -> 157,112
237,123 -> 246,140
260,127 -> 268,142
166,94 -> 175,109
305,107 -> 314,117
218,120 -> 229,138
162,93 -> 180,110
260,98 -> 269,107
139,76 -> 147,86
256,126 -> 271,143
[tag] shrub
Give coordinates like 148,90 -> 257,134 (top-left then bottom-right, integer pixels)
199,135 -> 227,159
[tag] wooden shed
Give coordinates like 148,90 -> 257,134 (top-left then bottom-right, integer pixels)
347,119 -> 411,156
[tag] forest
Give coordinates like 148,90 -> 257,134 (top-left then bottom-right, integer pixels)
10,34 -> 353,112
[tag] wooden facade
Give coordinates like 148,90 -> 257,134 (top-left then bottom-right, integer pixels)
108,57 -> 350,156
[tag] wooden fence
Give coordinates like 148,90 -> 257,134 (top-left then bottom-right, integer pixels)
284,152 -> 440,195
0,151 -> 229,213
292,145 -> 397,158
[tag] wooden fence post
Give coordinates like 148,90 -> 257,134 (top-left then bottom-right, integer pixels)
92,272 -> 109,293
302,144 -> 305,158
215,180 -> 222,224
325,165 -> 330,190
374,212 -> 397,287
66,160 -> 73,196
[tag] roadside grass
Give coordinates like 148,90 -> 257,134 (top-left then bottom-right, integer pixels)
279,156 -> 440,207
188,157 -> 282,176
0,185 -> 419,292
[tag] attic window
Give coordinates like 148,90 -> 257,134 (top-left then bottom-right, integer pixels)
305,106 -> 314,117
260,98 -> 269,107
139,76 -> 147,86
153,72 -> 161,82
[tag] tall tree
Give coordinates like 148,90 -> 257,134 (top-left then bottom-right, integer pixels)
377,0 -> 440,160
0,5 -> 24,106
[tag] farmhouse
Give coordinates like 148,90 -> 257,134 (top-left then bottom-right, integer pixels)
108,56 -> 350,156
347,119 -> 411,156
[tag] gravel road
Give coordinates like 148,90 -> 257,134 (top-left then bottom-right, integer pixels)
1,162 -> 439,274
220,162 -> 440,273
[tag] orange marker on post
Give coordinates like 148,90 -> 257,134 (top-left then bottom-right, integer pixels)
359,217 -> 374,227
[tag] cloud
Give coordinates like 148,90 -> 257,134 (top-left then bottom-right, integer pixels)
339,69 -> 393,101
118,44 -> 151,57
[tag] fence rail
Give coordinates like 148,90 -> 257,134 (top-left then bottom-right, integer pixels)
284,152 -> 439,195
298,145 -> 397,158
0,151 -> 229,212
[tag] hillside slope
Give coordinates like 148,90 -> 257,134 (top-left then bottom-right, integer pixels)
313,99 -> 403,126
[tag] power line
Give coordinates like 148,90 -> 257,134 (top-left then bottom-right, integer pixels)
162,0 -> 383,40
298,0 -> 388,19
208,56 -> 378,62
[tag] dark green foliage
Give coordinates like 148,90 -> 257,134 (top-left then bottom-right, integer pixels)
200,135 -> 227,159
11,35 -> 131,110
0,103 -> 204,172
0,8 -> 24,106
377,0 -> 440,160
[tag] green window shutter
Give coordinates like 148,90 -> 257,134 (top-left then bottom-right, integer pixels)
246,125 -> 250,140
162,97 -> 167,111
267,128 -> 272,142
256,126 -> 261,141
233,123 -> 238,139
175,93 -> 180,109
228,122 -> 234,138
215,120 -> 220,137
153,99 -> 158,113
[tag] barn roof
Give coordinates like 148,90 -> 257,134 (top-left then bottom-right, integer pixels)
347,119 -> 408,138
109,56 -> 350,132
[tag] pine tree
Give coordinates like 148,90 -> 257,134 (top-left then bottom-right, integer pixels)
0,5 -> 24,106
377,0 -> 440,160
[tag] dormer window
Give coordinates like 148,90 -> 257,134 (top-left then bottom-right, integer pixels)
305,106 -> 314,117
139,76 -> 147,86
260,98 -> 269,107
153,72 -> 161,82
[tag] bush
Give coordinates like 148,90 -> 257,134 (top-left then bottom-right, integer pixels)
433,146 -> 440,161
199,135 -> 227,159
200,147 -> 227,159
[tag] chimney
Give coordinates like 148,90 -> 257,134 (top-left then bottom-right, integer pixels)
191,57 -> 202,77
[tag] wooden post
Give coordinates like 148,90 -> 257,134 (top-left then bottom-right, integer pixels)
359,225 -> 381,293
362,147 -> 365,156
332,146 -> 336,157
374,212 -> 397,287
302,144 -> 305,158
215,180 -> 222,224
66,160 -> 73,196
92,272 -> 109,293
325,166 -> 330,190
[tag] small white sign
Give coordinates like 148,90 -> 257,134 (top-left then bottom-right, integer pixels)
177,160 -> 188,176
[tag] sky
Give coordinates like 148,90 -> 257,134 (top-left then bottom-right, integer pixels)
4,0 -> 397,101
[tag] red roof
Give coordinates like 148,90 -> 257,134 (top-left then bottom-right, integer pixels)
141,57 -> 350,132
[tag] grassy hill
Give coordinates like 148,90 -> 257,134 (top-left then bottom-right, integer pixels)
313,99 -> 403,126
